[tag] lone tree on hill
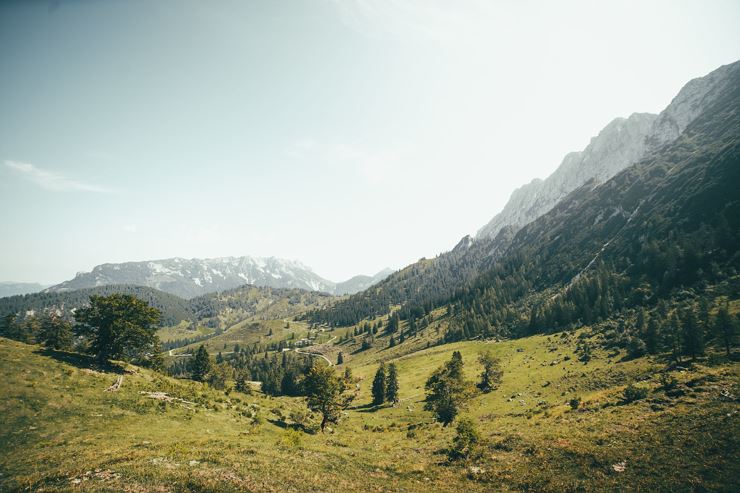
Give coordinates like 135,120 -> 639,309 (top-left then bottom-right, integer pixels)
425,351 -> 473,426
372,362 -> 386,405
190,345 -> 212,382
386,363 -> 399,404
304,362 -> 355,432
74,294 -> 161,364
477,351 -> 503,393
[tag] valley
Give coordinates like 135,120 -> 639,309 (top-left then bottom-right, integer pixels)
0,25 -> 738,493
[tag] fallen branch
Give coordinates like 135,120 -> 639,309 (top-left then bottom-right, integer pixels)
105,375 -> 123,392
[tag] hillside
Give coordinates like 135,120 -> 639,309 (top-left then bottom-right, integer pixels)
0,283 -> 336,353
1,328 -> 737,492
0,285 -> 195,326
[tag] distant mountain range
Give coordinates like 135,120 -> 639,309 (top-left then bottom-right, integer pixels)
41,257 -> 392,299
0,282 -> 49,298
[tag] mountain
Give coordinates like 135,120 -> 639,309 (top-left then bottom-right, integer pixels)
477,113 -> 657,239
333,268 -> 395,295
43,256 -> 392,299
477,61 -> 739,241
447,59 -> 740,340
309,60 -> 740,327
0,282 -> 49,298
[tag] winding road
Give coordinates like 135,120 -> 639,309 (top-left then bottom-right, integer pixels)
294,336 -> 337,365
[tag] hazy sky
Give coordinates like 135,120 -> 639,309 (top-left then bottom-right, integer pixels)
1,0 -> 738,284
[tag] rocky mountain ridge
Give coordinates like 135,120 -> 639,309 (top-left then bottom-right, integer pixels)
43,256 -> 391,299
477,61 -> 738,240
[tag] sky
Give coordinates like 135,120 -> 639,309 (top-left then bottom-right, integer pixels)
1,0 -> 739,285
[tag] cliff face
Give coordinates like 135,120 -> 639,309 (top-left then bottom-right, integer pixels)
477,60 -> 740,240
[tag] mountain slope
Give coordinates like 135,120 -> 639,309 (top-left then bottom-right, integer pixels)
451,59 -> 740,339
310,61 -> 739,328
44,256 -> 391,298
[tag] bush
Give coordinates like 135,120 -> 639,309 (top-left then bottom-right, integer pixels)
448,417 -> 481,461
280,429 -> 303,449
622,384 -> 648,403
569,397 -> 581,410
659,373 -> 678,390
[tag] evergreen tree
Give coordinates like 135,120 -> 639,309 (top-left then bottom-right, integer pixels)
477,351 -> 503,392
190,345 -> 212,382
234,369 -> 252,394
714,304 -> 736,357
645,315 -> 659,354
424,351 -> 471,426
386,363 -> 399,404
38,315 -> 73,350
668,313 -> 682,362
681,308 -> 704,358
337,351 -> 344,365
372,362 -> 386,405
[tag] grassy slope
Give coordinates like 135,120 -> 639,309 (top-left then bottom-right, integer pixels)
1,331 -> 738,492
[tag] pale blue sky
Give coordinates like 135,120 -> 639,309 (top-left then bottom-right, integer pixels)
1,0 -> 739,284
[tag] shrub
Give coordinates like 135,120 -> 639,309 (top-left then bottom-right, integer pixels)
280,429 -> 303,450
659,373 -> 678,390
448,417 -> 481,461
623,384 -> 648,403
569,397 -> 581,410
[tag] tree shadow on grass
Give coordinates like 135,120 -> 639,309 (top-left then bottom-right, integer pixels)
33,348 -> 126,374
349,402 -> 384,413
267,418 -> 316,434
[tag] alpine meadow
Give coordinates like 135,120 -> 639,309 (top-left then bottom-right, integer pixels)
1,2 -> 739,492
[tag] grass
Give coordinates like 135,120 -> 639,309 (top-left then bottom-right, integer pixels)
157,321 -> 215,344
1,329 -> 738,492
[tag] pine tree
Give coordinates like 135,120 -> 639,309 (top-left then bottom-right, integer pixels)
645,315 -> 659,354
190,345 -> 212,382
477,351 -> 503,392
337,351 -> 344,365
38,314 -> 73,350
424,351 -> 471,426
372,362 -> 386,405
386,363 -> 399,404
714,304 -> 736,357
681,308 -> 704,358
